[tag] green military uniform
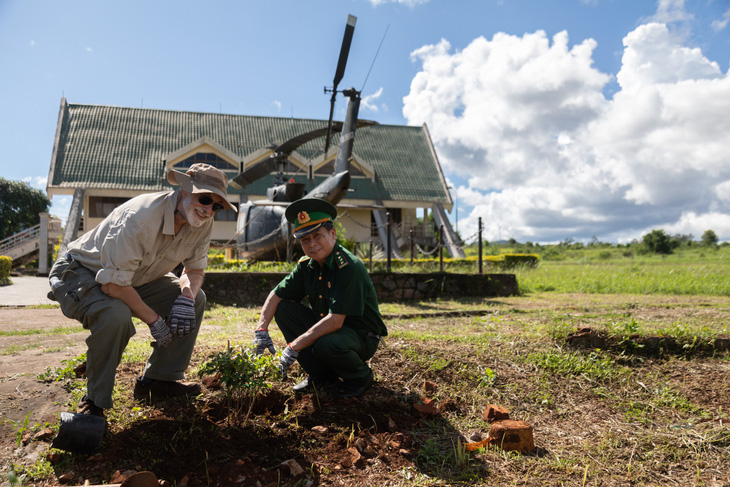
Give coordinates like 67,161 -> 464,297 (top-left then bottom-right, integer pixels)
273,210 -> 387,384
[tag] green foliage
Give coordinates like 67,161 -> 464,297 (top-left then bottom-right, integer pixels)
0,255 -> 11,285
0,178 -> 51,241
641,229 -> 676,254
701,229 -> 719,248
198,344 -> 278,397
37,353 -> 87,383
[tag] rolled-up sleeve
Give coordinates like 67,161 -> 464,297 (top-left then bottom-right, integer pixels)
95,209 -> 146,287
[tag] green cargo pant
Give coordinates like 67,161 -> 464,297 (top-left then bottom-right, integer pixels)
274,300 -> 379,383
49,256 -> 204,409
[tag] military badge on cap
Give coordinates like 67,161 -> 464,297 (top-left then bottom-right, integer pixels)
285,199 -> 338,238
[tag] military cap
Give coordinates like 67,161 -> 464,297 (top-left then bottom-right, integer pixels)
285,199 -> 338,238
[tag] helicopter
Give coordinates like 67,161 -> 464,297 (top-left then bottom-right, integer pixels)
231,14 -> 385,261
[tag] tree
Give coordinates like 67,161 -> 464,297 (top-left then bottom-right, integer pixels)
0,178 -> 51,241
701,229 -> 719,248
641,229 -> 675,254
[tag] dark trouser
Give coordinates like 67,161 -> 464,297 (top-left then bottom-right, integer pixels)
274,300 -> 379,384
48,257 -> 205,409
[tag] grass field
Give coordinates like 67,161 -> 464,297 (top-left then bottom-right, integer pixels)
3,245 -> 729,486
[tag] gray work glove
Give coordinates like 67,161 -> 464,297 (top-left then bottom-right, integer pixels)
278,345 -> 299,380
254,329 -> 276,355
168,295 -> 196,337
148,315 -> 172,348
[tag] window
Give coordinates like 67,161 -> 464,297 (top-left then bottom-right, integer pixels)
88,197 -> 129,218
174,153 -> 237,171
214,203 -> 239,222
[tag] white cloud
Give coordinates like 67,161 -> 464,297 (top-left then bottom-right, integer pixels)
361,87 -> 385,112
272,100 -> 282,112
711,7 -> 730,32
648,0 -> 692,24
22,176 -> 48,189
403,20 -> 730,243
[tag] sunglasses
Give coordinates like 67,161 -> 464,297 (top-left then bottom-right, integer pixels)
198,194 -> 225,211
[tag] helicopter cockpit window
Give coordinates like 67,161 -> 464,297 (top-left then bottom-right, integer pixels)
174,153 -> 237,171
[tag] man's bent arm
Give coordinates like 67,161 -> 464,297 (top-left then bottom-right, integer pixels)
180,267 -> 204,299
290,313 -> 345,351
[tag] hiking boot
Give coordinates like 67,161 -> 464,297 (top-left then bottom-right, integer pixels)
334,370 -> 374,399
133,377 -> 201,401
77,395 -> 105,417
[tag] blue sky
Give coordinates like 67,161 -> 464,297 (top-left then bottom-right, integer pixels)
1,0 -> 729,243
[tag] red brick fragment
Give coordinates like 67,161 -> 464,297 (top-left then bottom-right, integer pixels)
483,404 -> 510,423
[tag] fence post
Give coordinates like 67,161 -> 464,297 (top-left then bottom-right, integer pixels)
439,224 -> 444,273
478,217 -> 483,274
369,239 -> 373,272
386,212 -> 392,273
409,229 -> 414,263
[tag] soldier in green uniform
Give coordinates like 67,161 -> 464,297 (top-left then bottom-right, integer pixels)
253,199 -> 387,398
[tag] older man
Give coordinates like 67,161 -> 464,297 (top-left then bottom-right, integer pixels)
48,163 -> 235,416
253,199 -> 387,399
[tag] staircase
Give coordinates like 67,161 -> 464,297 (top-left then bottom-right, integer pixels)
0,219 -> 62,262
432,203 -> 466,258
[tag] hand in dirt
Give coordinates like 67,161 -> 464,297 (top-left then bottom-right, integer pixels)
168,295 -> 196,337
254,329 -> 276,355
148,315 -> 172,348
278,345 -> 299,380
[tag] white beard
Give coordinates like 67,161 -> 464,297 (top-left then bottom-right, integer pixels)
181,194 -> 211,228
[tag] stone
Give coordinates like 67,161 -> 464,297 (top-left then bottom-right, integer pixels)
487,420 -> 535,453
281,459 -> 304,476
311,425 -> 329,434
483,404 -> 510,423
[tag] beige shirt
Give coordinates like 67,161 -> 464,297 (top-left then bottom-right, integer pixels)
67,190 -> 212,287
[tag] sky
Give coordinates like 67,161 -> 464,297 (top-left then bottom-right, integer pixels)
1,0 -> 729,244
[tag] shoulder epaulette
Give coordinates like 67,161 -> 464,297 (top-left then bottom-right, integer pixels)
334,250 -> 349,269
298,255 -> 311,263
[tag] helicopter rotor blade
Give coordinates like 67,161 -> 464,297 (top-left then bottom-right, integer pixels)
325,14 -> 357,156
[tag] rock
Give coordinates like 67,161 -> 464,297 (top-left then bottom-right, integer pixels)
86,453 -> 103,462
341,447 -> 362,467
33,427 -> 55,441
201,374 -> 222,389
57,472 -> 75,484
468,432 -> 483,442
311,425 -> 329,434
354,437 -> 374,456
487,420 -> 535,453
483,404 -> 510,423
281,459 -> 304,476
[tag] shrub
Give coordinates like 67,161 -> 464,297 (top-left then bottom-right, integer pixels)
0,255 -> 12,285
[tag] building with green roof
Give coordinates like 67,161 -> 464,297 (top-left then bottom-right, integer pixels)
47,98 -> 457,256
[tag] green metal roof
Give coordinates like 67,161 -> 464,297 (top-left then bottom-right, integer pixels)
49,100 -> 451,204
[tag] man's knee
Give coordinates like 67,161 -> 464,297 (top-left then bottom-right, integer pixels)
85,300 -> 136,344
